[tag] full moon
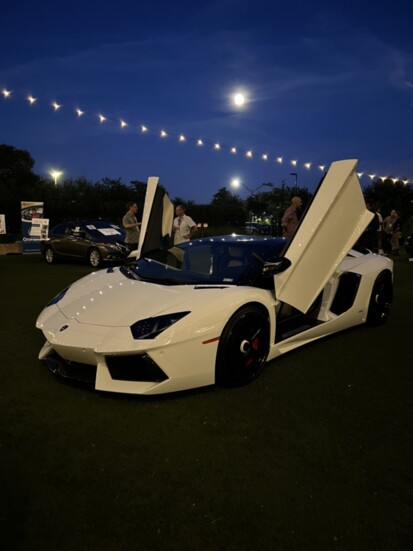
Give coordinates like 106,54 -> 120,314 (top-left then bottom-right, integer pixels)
233,93 -> 246,106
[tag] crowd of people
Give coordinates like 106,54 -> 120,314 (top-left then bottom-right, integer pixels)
280,196 -> 412,261
122,197 -> 412,262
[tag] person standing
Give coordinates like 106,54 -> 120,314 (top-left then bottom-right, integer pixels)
281,196 -> 302,238
383,209 -> 402,255
122,201 -> 141,251
173,204 -> 197,245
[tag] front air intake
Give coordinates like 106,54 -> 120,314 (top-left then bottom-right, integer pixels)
105,354 -> 168,382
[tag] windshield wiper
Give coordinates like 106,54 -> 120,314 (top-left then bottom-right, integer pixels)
120,265 -> 140,280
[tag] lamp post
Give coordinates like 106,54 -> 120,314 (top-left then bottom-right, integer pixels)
290,172 -> 298,187
50,170 -> 63,187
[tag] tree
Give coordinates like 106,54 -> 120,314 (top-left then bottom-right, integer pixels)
210,188 -> 246,225
363,178 -> 413,223
0,144 -> 36,184
0,144 -> 43,233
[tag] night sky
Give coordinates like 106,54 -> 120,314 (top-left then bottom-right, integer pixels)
1,0 -> 413,203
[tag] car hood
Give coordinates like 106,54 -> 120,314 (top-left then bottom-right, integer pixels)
41,268 -> 221,327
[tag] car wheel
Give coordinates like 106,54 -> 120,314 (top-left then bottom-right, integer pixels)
88,248 -> 102,267
366,270 -> 393,326
216,305 -> 270,387
44,246 -> 56,264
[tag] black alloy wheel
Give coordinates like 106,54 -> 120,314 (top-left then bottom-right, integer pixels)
216,305 -> 270,387
366,271 -> 393,326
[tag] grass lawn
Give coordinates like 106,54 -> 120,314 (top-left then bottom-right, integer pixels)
0,253 -> 412,550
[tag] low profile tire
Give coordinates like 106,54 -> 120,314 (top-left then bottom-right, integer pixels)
366,271 -> 393,326
88,248 -> 102,268
216,305 -> 270,387
44,246 -> 56,264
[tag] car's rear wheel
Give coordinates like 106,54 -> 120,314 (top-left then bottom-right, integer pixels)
44,246 -> 56,264
216,305 -> 270,387
88,248 -> 102,267
366,270 -> 393,326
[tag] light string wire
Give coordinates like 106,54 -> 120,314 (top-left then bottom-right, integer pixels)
1,88 -> 410,186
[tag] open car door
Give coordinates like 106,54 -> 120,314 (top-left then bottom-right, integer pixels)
275,159 -> 373,313
134,177 -> 174,260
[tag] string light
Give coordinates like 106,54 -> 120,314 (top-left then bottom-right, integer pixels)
1,86 -> 411,185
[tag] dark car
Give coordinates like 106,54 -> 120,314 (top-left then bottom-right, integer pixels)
42,220 -> 129,267
243,223 -> 272,235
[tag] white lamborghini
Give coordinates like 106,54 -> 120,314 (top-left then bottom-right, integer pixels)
36,160 -> 393,395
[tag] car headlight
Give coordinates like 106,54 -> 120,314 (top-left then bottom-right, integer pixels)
130,311 -> 190,339
47,286 -> 70,307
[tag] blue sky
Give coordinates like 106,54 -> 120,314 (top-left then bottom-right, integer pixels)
1,0 -> 413,203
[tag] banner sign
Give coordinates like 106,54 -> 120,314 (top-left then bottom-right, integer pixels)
21,201 -> 45,253
31,218 -> 49,240
0,214 -> 5,234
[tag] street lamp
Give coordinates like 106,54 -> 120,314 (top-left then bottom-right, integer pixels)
50,170 -> 63,186
290,172 -> 298,186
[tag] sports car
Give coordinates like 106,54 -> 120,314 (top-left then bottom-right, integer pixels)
36,160 -> 394,395
41,219 -> 128,267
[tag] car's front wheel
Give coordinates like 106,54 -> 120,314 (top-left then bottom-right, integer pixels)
44,246 -> 56,264
88,248 -> 102,267
216,305 -> 270,387
366,270 -> 393,326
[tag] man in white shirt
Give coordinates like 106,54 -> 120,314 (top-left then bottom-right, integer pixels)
173,204 -> 197,245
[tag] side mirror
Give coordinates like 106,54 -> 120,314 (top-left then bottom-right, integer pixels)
262,257 -> 291,276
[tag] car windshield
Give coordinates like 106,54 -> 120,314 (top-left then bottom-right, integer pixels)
124,236 -> 286,285
81,222 -> 125,243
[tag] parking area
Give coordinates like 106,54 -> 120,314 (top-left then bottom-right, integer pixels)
0,253 -> 412,550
